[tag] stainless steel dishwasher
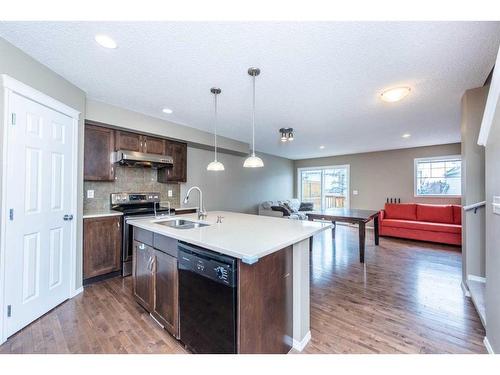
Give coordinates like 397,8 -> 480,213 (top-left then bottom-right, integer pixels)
178,242 -> 237,354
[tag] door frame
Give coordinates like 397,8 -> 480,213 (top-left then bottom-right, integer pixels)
296,164 -> 351,210
0,74 -> 80,344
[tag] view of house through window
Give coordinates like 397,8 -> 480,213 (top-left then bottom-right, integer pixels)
299,166 -> 350,210
414,156 -> 461,197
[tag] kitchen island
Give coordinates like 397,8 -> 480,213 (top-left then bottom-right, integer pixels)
128,211 -> 332,354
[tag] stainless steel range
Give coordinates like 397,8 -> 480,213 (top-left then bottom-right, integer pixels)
111,192 -> 172,276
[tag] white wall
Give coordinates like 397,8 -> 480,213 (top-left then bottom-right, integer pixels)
181,147 -> 294,214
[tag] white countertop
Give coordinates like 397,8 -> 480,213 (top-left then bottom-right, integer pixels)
128,211 -> 332,264
83,210 -> 124,219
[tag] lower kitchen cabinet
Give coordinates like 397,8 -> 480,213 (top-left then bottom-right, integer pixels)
83,216 -> 122,281
151,250 -> 179,337
132,241 -> 155,311
133,230 -> 179,338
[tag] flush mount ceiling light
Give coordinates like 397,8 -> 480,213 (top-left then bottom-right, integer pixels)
243,67 -> 264,168
279,128 -> 294,142
207,87 -> 225,172
319,145 -> 325,149
94,34 -> 117,49
380,87 -> 411,103
162,108 -> 173,114
402,133 -> 411,138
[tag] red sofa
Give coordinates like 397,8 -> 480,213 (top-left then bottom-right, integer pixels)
379,203 -> 461,246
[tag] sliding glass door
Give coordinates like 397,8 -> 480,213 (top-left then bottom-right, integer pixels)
298,166 -> 350,210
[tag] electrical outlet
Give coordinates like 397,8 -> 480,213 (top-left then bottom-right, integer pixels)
87,190 -> 95,199
353,190 -> 359,196
168,190 -> 173,197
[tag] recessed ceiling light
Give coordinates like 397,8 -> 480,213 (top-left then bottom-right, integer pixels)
380,87 -> 411,103
95,34 -> 117,49
162,108 -> 173,114
402,133 -> 411,138
319,145 -> 325,149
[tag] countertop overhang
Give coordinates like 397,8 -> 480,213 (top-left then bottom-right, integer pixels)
128,211 -> 332,264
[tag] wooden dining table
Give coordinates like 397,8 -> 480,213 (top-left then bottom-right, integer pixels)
307,208 -> 380,263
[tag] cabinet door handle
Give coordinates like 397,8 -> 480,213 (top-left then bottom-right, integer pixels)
117,220 -> 120,229
139,243 -> 146,250
147,256 -> 153,271
144,139 -> 147,151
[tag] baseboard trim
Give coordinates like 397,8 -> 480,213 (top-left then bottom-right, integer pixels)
461,280 -> 471,297
292,331 -> 311,352
70,286 -> 84,298
484,336 -> 495,354
467,274 -> 486,283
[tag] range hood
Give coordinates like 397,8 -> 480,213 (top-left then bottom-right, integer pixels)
113,150 -> 173,169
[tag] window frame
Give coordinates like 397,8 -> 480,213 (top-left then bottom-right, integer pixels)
413,155 -> 462,198
296,165 -> 350,210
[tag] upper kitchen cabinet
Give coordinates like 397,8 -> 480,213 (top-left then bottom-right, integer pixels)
115,131 -> 166,155
143,136 -> 166,155
158,140 -> 187,183
84,123 -> 115,181
115,130 -> 142,152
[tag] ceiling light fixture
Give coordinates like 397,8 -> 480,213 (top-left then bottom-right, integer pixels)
243,67 -> 264,168
207,87 -> 225,172
94,34 -> 117,49
319,145 -> 325,149
402,133 -> 411,138
279,128 -> 294,142
380,87 -> 411,103
162,108 -> 173,114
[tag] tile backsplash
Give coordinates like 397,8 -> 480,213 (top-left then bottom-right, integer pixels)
84,166 -> 181,212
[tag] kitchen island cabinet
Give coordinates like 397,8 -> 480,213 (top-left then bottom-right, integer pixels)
129,211 -> 331,353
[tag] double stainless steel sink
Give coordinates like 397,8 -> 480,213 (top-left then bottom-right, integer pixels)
154,218 -> 210,230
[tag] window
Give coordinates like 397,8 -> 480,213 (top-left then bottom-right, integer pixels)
298,165 -> 350,210
414,156 -> 461,197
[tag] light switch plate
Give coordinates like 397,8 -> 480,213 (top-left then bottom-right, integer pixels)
168,190 -> 173,197
87,190 -> 94,199
353,190 -> 359,196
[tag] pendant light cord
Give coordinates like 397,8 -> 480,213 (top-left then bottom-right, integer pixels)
214,91 -> 218,161
251,74 -> 256,157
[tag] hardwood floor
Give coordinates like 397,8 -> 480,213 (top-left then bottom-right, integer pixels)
0,225 -> 485,354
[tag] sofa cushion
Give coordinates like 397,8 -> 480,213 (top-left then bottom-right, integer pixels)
381,219 -> 461,234
261,200 -> 276,210
452,205 -> 462,225
416,204 -> 453,224
384,203 -> 417,220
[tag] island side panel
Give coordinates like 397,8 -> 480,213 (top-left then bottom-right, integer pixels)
237,246 -> 293,354
292,238 -> 311,350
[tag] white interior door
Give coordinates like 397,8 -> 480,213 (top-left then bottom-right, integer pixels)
4,92 -> 74,338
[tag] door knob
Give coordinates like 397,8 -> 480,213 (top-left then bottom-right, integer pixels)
63,214 -> 74,221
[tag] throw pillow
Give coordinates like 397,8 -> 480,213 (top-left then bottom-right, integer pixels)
282,201 -> 298,213
271,205 -> 290,216
299,202 -> 314,211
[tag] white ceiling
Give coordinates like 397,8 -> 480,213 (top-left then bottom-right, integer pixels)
1,22 -> 499,160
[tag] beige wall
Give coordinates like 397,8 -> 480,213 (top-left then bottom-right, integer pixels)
181,147 -> 294,214
460,87 -> 487,281
294,143 -> 462,211
0,37 -> 86,291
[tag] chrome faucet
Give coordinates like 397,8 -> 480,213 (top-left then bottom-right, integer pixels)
183,186 -> 207,220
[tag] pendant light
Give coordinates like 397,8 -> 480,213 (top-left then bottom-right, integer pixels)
243,67 -> 264,168
207,87 -> 225,171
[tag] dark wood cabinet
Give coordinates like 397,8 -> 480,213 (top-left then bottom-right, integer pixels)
143,136 -> 166,155
158,141 -> 187,183
133,240 -> 155,312
152,250 -> 179,337
133,231 -> 179,338
115,131 -> 166,155
84,124 -> 115,181
83,216 -> 122,280
115,130 -> 142,152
